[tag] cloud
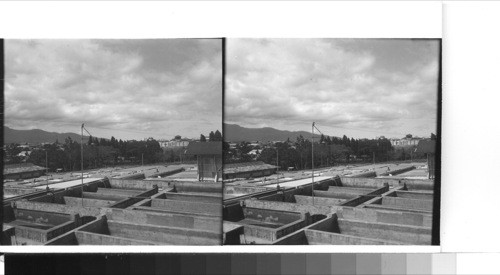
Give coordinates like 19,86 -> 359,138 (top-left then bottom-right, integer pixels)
5,39 -> 222,140
226,38 -> 440,138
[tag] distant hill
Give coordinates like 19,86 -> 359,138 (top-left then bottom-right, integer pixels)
4,126 -> 90,145
224,123 -> 324,142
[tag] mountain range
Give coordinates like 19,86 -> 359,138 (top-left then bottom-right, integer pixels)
223,123 -> 324,142
4,126 -> 90,145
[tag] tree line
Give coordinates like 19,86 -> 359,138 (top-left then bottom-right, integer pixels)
224,133 -> 431,170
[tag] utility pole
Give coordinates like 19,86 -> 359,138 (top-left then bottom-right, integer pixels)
276,147 -> 279,186
81,124 -> 84,207
312,122 -> 315,205
46,150 -> 49,189
142,153 -> 144,166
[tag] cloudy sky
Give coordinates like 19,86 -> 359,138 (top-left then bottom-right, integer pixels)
226,39 -> 440,139
5,39 -> 222,140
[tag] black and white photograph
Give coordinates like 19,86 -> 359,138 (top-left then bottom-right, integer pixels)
2,39 -> 224,245
222,38 -> 441,245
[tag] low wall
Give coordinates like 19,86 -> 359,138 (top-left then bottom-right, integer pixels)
14,219 -> 77,244
341,176 -> 434,190
313,190 -> 357,200
338,219 -> 431,245
243,207 -> 302,225
326,186 -> 377,195
107,220 -> 221,245
345,171 -> 377,178
339,176 -> 388,188
14,208 -> 74,226
381,197 -> 433,211
82,192 -> 129,201
150,199 -> 221,216
75,231 -> 157,245
164,192 -> 222,204
63,197 -> 115,207
245,198 -> 337,216
379,166 -> 416,176
338,207 -> 433,228
341,195 -> 379,207
95,188 -> 142,197
305,229 -> 402,245
108,208 -> 221,233
109,178 -> 222,193
15,201 -> 106,217
294,195 -> 345,209
392,190 -> 434,200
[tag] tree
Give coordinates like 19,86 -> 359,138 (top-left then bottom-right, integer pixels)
200,134 -> 207,142
88,135 -> 93,146
208,131 -> 215,141
214,130 -> 222,141
174,135 -> 182,140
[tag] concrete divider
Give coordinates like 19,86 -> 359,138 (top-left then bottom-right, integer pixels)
63,197 -> 115,207
345,171 -> 377,178
108,208 -> 221,233
379,166 -> 416,176
82,192 -> 129,201
327,186 -> 377,195
392,190 -> 434,200
380,197 -> 433,211
75,231 -> 157,245
109,179 -> 222,193
337,218 -> 431,245
164,192 -> 222,204
15,200 -> 106,217
107,220 -> 221,245
243,207 -> 302,225
149,199 -> 222,216
337,207 -> 433,228
304,229 -> 404,245
95,188 -> 142,197
294,195 -> 345,207
245,198 -> 338,216
313,190 -> 358,200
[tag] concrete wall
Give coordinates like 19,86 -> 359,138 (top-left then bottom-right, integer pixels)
82,191 -> 129,201
107,220 -> 221,245
109,179 -> 222,193
338,207 -> 433,228
338,219 -> 431,245
150,199 -> 222,216
326,186 -> 377,195
392,190 -> 434,200
63,196 -> 115,207
304,229 -> 402,245
245,198 -> 338,216
341,176 -> 434,190
14,208 -> 74,226
15,200 -> 106,217
75,231 -> 157,245
380,197 -> 433,211
345,171 -> 377,178
313,190 -> 358,200
379,166 -> 415,176
243,207 -> 302,225
95,188 -> 142,197
163,192 -> 222,204
294,195 -> 345,208
108,209 -> 221,233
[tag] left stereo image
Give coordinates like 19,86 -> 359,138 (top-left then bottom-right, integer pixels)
2,39 -> 223,245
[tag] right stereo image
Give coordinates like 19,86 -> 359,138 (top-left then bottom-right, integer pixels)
222,38 -> 441,245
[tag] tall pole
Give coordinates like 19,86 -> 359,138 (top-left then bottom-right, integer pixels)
312,122 -> 315,205
276,147 -> 279,186
46,150 -> 49,189
81,124 -> 84,207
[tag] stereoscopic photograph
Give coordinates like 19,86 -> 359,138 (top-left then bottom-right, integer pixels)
2,39 -> 223,245
222,38 -> 440,245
